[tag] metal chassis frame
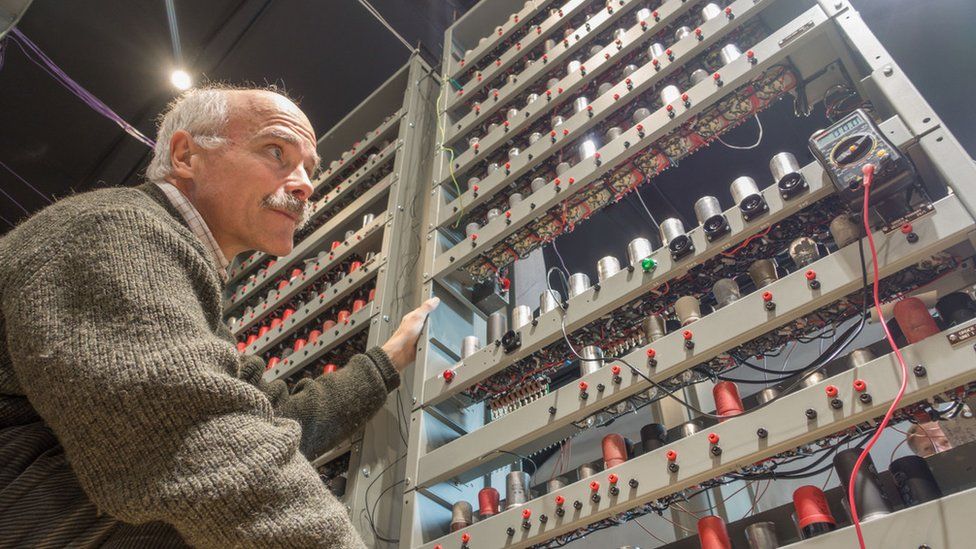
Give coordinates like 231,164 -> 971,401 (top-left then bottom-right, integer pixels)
401,0 -> 976,547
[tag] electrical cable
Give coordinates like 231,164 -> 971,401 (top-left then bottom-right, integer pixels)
717,115 -> 763,150
0,159 -> 54,205
848,163 -> 910,549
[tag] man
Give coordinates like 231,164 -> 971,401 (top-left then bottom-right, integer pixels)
0,84 -> 437,547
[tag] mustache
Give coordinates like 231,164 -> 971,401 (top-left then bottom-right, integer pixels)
261,192 -> 312,230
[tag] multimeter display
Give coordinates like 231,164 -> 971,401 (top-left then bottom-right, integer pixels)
813,113 -> 865,148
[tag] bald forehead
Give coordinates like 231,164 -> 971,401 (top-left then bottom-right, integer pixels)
225,89 -> 320,168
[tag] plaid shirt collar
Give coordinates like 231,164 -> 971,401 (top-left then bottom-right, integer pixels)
154,182 -> 230,280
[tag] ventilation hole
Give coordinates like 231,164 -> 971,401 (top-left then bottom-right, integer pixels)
923,117 -> 931,123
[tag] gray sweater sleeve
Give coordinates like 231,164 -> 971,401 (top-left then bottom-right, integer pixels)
240,347 -> 399,460
2,208 -> 367,548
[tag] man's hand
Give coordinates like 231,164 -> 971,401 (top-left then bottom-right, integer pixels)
381,297 -> 440,372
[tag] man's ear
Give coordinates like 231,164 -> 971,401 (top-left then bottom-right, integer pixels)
169,130 -> 196,180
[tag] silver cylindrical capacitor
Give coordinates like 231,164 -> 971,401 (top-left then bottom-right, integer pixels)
546,477 -> 567,494
511,305 -> 533,331
362,213 -> 376,228
552,115 -> 565,127
580,345 -> 604,375
712,278 -> 741,309
611,28 -> 627,42
578,136 -> 600,160
847,347 -> 876,369
799,369 -> 826,389
487,310 -> 507,343
690,68 -> 710,86
487,122 -> 499,134
505,471 -> 531,508
508,147 -> 520,160
605,126 -> 624,142
627,237 -> 654,266
573,95 -> 589,114
621,64 -> 639,78
744,521 -> 779,549
674,295 -> 702,326
547,77 -> 560,90
540,289 -> 560,315
598,82 -> 614,96
467,176 -> 481,190
644,314 -> 667,342
450,501 -> 473,532
528,131 -> 543,145
544,38 -> 557,52
531,177 -> 547,193
769,151 -> 802,185
694,195 -> 726,236
467,136 -> 479,149
635,8 -> 652,23
757,387 -> 780,405
720,44 -> 742,66
632,107 -> 651,124
566,59 -> 582,76
789,236 -> 820,268
525,92 -> 539,107
486,162 -> 500,176
486,208 -> 502,221
589,44 -> 604,58
596,256 -> 621,282
506,107 -> 520,121
648,42 -> 666,59
830,214 -> 861,248
555,161 -> 571,176
730,175 -> 763,212
568,273 -> 591,298
577,463 -> 600,479
460,335 -> 480,359
506,73 -> 518,87
509,193 -> 523,208
660,84 -> 682,105
465,222 -> 480,237
748,259 -> 778,288
677,421 -> 700,440
702,2 -> 722,20
674,26 -> 692,40
659,217 -> 686,247
344,229 -> 356,240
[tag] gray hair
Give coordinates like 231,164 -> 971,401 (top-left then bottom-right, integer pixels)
145,83 -> 297,183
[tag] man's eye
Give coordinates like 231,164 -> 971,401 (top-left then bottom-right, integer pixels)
269,145 -> 283,160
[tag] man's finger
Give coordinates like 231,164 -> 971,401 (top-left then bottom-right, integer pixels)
419,297 -> 440,313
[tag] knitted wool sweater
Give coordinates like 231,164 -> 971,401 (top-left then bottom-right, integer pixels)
0,182 -> 398,547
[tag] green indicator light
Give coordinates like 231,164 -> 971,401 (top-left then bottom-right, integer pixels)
641,257 -> 657,272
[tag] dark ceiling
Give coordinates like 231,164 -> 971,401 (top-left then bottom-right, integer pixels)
0,0 -> 973,239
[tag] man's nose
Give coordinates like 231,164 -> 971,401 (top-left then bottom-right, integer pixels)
286,165 -> 314,201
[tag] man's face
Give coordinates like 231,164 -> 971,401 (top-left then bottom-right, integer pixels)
179,90 -> 319,258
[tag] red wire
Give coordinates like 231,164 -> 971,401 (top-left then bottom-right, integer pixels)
848,163 -> 910,549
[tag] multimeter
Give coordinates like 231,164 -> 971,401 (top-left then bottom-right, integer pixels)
808,109 -> 915,203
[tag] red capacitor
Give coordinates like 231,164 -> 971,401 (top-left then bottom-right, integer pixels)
478,487 -> 500,517
293,338 -> 306,352
352,299 -> 366,313
290,268 -> 302,280
793,485 -> 836,529
368,288 -> 376,301
270,317 -> 282,329
322,363 -> 338,375
245,334 -> 258,346
236,342 -> 247,353
602,433 -> 628,469
713,381 -> 745,419
257,325 -> 270,338
308,329 -> 322,344
349,261 -> 363,274
697,515 -> 732,549
894,297 -> 940,344
322,319 -> 337,331
331,240 -> 341,251
277,279 -> 289,291
282,308 -> 295,320
337,310 -> 351,323
266,356 -> 280,371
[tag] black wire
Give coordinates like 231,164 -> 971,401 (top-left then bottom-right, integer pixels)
478,448 -> 538,475
362,453 -> 406,544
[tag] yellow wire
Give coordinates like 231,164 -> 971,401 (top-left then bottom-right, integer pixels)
435,73 -> 465,228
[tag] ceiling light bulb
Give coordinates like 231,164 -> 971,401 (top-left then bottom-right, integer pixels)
170,69 -> 192,90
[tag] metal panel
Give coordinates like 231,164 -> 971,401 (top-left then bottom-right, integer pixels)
413,320 -> 976,548
419,116 -> 912,407
429,6 -> 831,278
415,194 -> 975,487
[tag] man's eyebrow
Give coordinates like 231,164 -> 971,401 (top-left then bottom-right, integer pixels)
255,127 -> 321,169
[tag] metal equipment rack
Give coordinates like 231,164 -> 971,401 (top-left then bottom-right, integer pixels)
219,53 -> 437,531
402,0 -> 976,547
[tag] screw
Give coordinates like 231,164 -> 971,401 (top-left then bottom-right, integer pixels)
539,514 -> 548,524
907,232 -> 918,243
711,445 -> 723,456
362,467 -> 370,477
549,406 -> 557,414
831,398 -> 844,409
629,478 -> 639,488
609,486 -> 619,496
806,408 -> 818,419
668,462 -> 680,473
507,527 -> 516,536
757,428 -> 768,438
591,493 -> 601,503
914,365 -> 927,377
860,393 -> 873,404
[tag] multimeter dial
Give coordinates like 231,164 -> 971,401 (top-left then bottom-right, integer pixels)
831,134 -> 874,166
